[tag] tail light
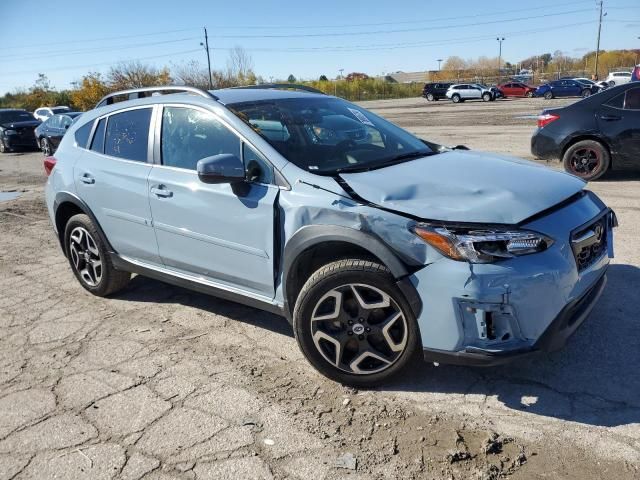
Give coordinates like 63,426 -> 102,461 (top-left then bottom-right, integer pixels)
44,156 -> 57,176
537,113 -> 560,128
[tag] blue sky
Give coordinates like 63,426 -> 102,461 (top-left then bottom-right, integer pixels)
1,0 -> 638,94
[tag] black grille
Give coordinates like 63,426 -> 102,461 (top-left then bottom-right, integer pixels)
572,216 -> 607,272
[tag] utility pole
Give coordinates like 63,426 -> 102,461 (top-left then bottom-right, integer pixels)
203,27 -> 213,89
496,37 -> 505,81
594,1 -> 603,80
437,59 -> 443,71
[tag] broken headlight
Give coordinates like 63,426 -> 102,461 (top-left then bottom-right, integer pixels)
412,225 -> 554,263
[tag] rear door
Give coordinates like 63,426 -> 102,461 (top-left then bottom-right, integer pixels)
502,83 -> 515,96
147,104 -> 278,298
597,86 -> 640,169
74,106 -> 161,264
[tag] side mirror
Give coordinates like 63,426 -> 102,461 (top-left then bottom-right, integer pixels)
197,154 -> 245,184
451,144 -> 470,150
64,124 -> 70,130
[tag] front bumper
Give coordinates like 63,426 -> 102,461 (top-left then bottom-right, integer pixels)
409,191 -> 612,366
422,271 -> 607,366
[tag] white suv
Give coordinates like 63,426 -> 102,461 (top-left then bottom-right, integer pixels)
604,71 -> 631,87
33,106 -> 71,122
446,84 -> 494,103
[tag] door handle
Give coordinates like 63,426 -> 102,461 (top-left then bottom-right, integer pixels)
599,114 -> 621,121
80,173 -> 95,184
150,185 -> 173,198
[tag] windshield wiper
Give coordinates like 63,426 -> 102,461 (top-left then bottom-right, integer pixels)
334,150 -> 436,174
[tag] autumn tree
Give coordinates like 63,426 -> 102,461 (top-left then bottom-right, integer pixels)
107,61 -> 172,90
70,72 -> 109,111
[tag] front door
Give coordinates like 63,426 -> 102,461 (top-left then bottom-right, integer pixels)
598,86 -> 640,169
147,105 -> 278,298
74,106 -> 161,264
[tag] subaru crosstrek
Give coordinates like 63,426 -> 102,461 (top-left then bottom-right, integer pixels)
45,85 -> 616,387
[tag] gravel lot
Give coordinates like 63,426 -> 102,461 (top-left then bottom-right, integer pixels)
0,96 -> 638,480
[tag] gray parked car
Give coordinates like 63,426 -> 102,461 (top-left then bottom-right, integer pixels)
45,85 -> 615,386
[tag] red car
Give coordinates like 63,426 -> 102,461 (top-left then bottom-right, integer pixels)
498,82 -> 537,98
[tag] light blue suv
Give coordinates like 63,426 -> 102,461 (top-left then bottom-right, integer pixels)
45,85 -> 616,386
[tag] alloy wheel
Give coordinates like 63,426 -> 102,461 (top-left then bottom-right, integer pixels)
310,283 -> 408,375
569,147 -> 601,177
69,226 -> 102,286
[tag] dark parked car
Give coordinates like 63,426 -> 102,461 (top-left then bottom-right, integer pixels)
35,112 -> 82,155
0,109 -> 40,153
534,79 -> 599,99
422,82 -> 453,101
498,81 -> 537,98
531,83 -> 640,180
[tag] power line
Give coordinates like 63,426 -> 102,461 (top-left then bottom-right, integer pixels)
201,0 -> 595,29
2,49 -> 202,77
0,37 -> 200,61
206,9 -> 591,38
3,28 -> 200,51
205,21 -> 597,53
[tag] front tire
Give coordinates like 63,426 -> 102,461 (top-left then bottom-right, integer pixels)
451,94 -> 461,103
426,93 -> 435,101
482,93 -> 492,102
526,91 -> 534,98
608,80 -> 615,87
64,214 -> 131,296
581,89 -> 592,98
293,259 -> 421,387
544,91 -> 553,100
562,140 -> 610,181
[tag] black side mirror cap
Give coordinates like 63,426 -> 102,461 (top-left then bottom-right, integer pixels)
196,154 -> 245,184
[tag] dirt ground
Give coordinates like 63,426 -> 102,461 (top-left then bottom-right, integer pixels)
0,96 -> 638,480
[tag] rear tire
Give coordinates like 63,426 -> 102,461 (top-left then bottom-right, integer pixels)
581,89 -> 592,98
0,141 -> 6,154
451,94 -> 461,103
544,91 -> 553,100
293,259 -> 421,387
64,214 -> 131,297
426,93 -> 435,101
562,140 -> 610,181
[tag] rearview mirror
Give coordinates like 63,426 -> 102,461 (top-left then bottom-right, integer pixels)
197,154 -> 245,184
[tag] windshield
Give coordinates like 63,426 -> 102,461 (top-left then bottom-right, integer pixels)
0,111 -> 36,124
51,107 -> 70,114
228,97 -> 434,174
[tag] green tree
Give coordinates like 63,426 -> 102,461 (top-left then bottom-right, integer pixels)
319,75 -> 328,81
287,74 -> 297,83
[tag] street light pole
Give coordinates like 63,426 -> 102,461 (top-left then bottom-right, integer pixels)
437,59 -> 443,71
496,37 -> 505,81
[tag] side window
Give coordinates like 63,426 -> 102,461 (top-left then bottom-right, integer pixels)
48,116 -> 61,129
74,120 -> 93,148
61,116 -> 73,129
243,143 -> 273,184
161,107 -> 240,171
91,118 -> 106,153
624,87 -> 640,110
104,108 -> 152,162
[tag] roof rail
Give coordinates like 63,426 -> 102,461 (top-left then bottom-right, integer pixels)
95,86 -> 218,108
229,83 -> 326,95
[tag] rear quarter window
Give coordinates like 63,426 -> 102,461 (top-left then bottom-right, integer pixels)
74,121 -> 93,149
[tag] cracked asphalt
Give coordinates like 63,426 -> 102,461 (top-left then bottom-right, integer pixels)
0,97 -> 638,479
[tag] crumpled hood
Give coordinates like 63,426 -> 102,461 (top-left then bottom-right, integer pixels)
339,150 -> 586,224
